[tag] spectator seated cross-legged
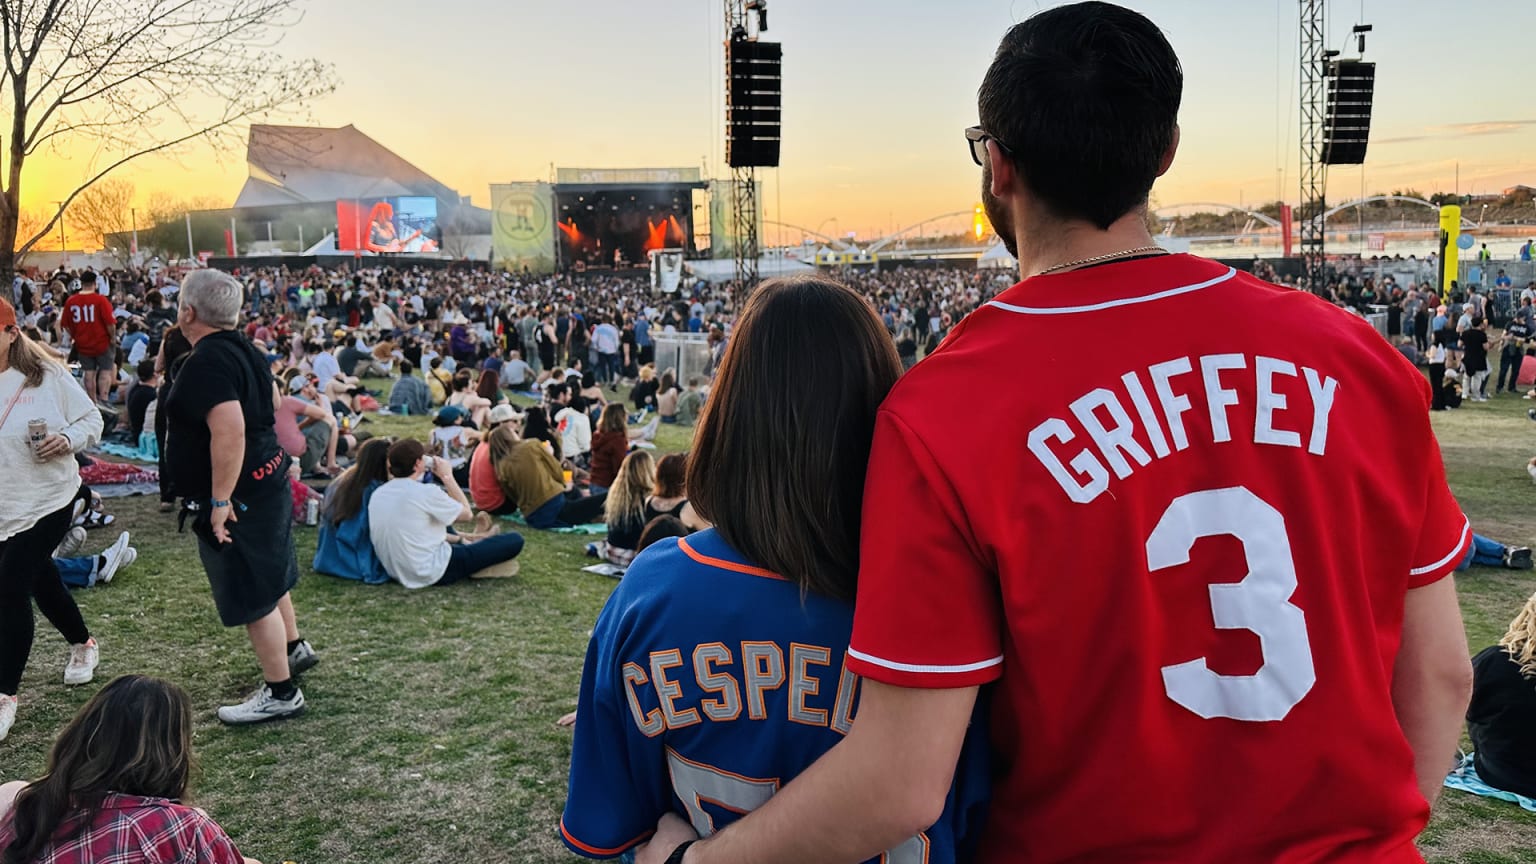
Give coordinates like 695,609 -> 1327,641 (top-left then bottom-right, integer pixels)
0,675 -> 262,864
368,439 -> 524,588
488,421 -> 607,530
388,360 -> 433,418
1467,591 -> 1536,798
312,438 -> 391,585
274,375 -> 349,478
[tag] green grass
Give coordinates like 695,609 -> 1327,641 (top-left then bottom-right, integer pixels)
1,383 -> 1534,863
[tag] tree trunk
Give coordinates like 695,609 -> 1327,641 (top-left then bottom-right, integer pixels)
0,203 -> 18,285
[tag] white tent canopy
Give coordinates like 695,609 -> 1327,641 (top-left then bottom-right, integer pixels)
686,255 -> 817,284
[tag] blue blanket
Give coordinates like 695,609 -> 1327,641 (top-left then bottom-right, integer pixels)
499,513 -> 607,535
96,441 -> 158,463
1444,753 -> 1536,813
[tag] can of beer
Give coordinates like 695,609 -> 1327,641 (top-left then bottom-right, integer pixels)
304,498 -> 320,527
27,419 -> 48,461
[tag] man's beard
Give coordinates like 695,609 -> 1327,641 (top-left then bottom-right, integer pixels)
981,160 -> 1017,260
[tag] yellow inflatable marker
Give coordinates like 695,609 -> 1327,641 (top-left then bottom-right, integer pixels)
1438,205 -> 1461,298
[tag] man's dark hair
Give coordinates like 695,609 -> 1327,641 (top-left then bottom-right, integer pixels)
978,1 -> 1183,229
400,359 -> 414,375
386,438 -> 426,478
79,271 -> 97,287
136,359 -> 155,380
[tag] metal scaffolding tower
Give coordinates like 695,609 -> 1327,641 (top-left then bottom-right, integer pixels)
724,0 -> 767,296
1299,0 -> 1327,289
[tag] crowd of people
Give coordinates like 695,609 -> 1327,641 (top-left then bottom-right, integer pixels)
4,3 -> 1536,862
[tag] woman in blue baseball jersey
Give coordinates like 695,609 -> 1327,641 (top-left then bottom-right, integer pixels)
561,277 -> 990,863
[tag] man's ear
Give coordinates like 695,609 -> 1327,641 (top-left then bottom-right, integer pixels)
1157,125 -> 1181,178
988,141 -> 1018,199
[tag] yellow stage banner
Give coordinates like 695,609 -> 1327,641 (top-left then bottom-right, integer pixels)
491,182 -> 555,274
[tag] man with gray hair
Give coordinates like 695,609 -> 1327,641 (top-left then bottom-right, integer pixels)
164,268 -> 318,725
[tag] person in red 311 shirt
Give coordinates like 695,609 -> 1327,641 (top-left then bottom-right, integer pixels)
637,3 -> 1473,864
61,271 -> 118,403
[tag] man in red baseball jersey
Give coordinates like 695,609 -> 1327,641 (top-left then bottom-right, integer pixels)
62,271 -> 117,403
639,4 -> 1473,863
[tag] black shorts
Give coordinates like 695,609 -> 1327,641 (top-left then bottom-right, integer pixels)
191,483 -> 300,627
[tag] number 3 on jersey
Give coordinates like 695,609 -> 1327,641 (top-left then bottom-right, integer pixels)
1146,486 -> 1316,722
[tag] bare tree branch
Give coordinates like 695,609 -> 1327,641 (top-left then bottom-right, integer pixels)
0,0 -> 336,276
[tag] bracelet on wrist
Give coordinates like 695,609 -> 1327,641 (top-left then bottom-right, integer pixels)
210,499 -> 231,509
665,840 -> 696,864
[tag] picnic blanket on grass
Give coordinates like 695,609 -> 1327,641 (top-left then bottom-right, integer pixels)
499,513 -> 607,535
1444,754 -> 1536,813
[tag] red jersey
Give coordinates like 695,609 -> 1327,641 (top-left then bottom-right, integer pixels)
61,291 -> 117,356
849,254 -> 1468,864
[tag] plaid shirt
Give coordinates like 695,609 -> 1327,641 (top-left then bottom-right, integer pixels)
0,793 -> 244,864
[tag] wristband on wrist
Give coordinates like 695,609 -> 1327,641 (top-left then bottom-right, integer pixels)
664,840 -> 696,864
210,499 -> 231,509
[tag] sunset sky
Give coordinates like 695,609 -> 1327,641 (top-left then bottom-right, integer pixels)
20,0 -> 1536,241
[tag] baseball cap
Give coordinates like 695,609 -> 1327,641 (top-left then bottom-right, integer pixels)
288,376 -> 309,393
0,297 -> 15,328
433,405 -> 468,427
487,404 -> 523,426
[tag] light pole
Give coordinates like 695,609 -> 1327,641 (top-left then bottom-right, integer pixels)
53,201 -> 66,266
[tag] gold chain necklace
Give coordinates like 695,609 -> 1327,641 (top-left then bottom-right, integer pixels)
1036,246 -> 1168,277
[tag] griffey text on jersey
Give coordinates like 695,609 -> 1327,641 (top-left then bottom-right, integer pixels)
1028,353 -> 1339,504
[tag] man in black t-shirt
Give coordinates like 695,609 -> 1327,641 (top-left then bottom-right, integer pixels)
1462,316 -> 1490,402
1498,304 -> 1532,394
165,269 -> 318,727
125,360 -> 158,441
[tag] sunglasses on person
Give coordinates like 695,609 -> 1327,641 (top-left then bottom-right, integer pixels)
964,126 -> 1014,167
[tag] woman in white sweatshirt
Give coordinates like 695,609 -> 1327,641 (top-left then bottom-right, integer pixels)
0,297 -> 104,742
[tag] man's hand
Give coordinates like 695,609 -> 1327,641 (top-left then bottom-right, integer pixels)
210,503 -> 238,544
634,813 -> 698,864
33,433 -> 71,460
433,456 -> 454,479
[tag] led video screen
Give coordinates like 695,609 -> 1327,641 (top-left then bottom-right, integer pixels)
336,196 -> 440,253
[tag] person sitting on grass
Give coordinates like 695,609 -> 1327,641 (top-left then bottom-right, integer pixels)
312,438 -> 391,585
275,375 -> 347,478
490,423 -> 607,530
367,439 -> 524,588
655,371 -> 679,424
52,529 -> 136,590
643,453 -> 710,532
468,407 -> 526,517
0,675 -> 262,864
587,404 -> 632,493
446,369 -> 491,429
556,394 -> 593,467
1467,591 -> 1536,798
425,356 -> 452,406
675,377 -> 704,426
388,360 -> 432,417
597,451 -> 656,567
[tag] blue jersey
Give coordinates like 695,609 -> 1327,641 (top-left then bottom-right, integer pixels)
561,529 -> 990,861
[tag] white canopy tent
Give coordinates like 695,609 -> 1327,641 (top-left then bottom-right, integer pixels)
686,255 -> 818,284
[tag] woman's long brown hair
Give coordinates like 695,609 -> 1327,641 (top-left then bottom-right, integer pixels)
687,276 -> 903,602
328,438 -> 392,526
3,676 -> 194,864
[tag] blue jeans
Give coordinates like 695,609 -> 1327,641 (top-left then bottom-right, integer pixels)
57,556 -> 97,589
526,492 -> 608,530
437,533 -> 525,585
597,352 -> 619,384
1456,533 -> 1505,571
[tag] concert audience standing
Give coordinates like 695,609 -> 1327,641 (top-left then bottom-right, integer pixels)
163,270 -> 317,726
0,298 -> 104,743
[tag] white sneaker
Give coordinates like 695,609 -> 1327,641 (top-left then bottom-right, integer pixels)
0,694 -> 15,741
64,638 -> 98,685
97,532 -> 131,584
53,526 -> 87,559
217,684 -> 305,726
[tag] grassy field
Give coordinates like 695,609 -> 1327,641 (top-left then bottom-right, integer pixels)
0,385 -> 1534,863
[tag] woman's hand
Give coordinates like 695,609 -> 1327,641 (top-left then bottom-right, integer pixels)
33,433 -> 72,460
210,502 -> 238,544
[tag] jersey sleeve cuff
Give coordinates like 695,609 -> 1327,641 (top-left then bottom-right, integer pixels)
559,820 -> 654,860
846,646 -> 1004,689
1408,516 -> 1471,588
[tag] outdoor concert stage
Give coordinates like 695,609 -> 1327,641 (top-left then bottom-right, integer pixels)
552,168 -> 706,270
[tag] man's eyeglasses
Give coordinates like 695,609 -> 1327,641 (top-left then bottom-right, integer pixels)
965,126 -> 1013,167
